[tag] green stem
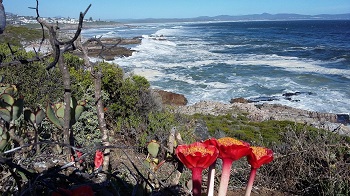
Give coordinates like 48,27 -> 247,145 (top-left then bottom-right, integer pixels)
245,168 -> 257,196
206,161 -> 216,196
218,158 -> 234,196
191,167 -> 203,196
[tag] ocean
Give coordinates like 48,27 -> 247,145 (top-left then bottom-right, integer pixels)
82,20 -> 350,114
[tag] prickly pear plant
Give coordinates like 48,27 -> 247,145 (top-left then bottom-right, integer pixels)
147,139 -> 160,158
46,97 -> 86,130
144,140 -> 161,170
143,140 -> 162,192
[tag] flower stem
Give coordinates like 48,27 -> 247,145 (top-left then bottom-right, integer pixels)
218,159 -> 234,196
191,167 -> 203,196
206,161 -> 216,196
245,168 -> 257,196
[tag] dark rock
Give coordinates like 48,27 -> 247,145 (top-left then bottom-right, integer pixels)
337,114 -> 349,125
73,37 -> 141,60
282,91 -> 313,97
93,37 -> 142,45
194,119 -> 210,141
154,90 -> 188,106
230,97 -> 249,103
248,96 -> 279,102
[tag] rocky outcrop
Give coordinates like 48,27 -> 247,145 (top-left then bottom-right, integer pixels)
231,91 -> 314,104
230,97 -> 249,103
174,100 -> 350,136
88,37 -> 142,46
72,37 -> 141,60
154,90 -> 188,106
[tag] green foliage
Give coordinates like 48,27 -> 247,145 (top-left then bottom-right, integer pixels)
24,108 -> 46,126
64,53 -> 85,70
0,83 -> 24,123
0,125 -> 9,151
0,43 -> 36,64
147,111 -> 175,138
147,140 -> 160,158
70,66 -> 93,100
72,86 -> 102,146
0,46 -> 63,108
46,97 -> 86,129
0,25 -> 44,47
192,113 -> 321,146
96,62 -> 151,118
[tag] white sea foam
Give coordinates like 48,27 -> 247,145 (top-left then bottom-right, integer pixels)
108,22 -> 350,113
225,54 -> 350,79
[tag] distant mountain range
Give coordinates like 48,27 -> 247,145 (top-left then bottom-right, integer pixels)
116,13 -> 350,23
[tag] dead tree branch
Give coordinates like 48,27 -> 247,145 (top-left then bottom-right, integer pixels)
33,1 -> 91,161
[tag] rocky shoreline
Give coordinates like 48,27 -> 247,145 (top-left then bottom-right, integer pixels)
154,90 -> 349,136
170,100 -> 350,136
72,37 -> 141,60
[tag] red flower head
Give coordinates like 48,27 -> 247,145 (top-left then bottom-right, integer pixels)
247,146 -> 273,169
202,138 -> 219,147
94,150 -> 104,170
176,142 -> 219,196
176,142 -> 219,170
216,137 -> 252,196
217,137 -> 252,161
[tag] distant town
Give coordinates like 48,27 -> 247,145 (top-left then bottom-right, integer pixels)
5,12 -> 106,25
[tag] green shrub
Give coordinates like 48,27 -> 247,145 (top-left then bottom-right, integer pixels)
192,113 -> 322,146
0,25 -> 44,47
0,44 -> 63,108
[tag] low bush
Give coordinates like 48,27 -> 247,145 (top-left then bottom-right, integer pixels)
0,25 -> 44,47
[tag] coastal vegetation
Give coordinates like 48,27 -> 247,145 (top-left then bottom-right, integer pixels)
0,19 -> 349,196
0,25 -> 43,46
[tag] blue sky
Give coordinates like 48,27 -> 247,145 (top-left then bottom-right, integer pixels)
3,0 -> 350,20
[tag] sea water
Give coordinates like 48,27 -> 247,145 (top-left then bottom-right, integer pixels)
82,20 -> 350,114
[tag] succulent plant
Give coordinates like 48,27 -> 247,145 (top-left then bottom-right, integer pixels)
0,125 -> 9,151
147,140 -> 160,158
0,83 -> 18,97
24,108 -> 46,126
0,93 -> 24,123
46,97 -> 86,129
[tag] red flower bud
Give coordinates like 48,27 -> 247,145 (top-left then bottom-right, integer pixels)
94,150 -> 104,169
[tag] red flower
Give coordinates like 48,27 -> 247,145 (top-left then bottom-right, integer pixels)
245,146 -> 274,196
94,150 -> 104,169
176,142 -> 218,170
217,137 -> 251,161
247,146 -> 273,169
202,138 -> 219,147
176,142 -> 219,196
71,185 -> 94,196
216,137 -> 251,196
75,150 -> 83,163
